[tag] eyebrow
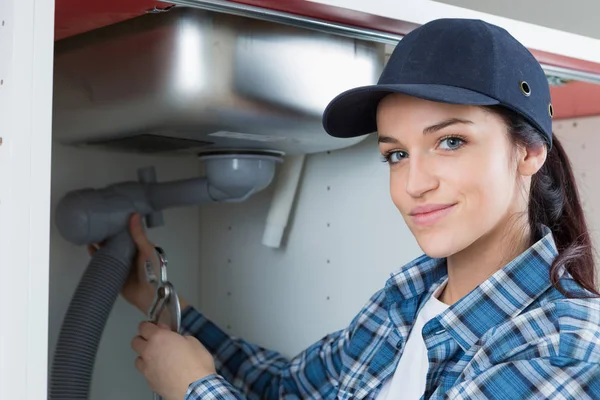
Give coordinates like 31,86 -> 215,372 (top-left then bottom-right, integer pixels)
378,118 -> 474,144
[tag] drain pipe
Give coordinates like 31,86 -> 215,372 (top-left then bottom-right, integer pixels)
262,155 -> 306,248
49,231 -> 137,400
49,152 -> 281,400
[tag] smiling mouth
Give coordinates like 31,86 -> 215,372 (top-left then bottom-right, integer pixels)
410,204 -> 456,226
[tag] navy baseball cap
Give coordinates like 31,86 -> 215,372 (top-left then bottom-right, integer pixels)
322,18 -> 554,148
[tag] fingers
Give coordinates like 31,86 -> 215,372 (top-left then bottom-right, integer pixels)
129,213 -> 154,249
138,321 -> 160,340
131,334 -> 148,356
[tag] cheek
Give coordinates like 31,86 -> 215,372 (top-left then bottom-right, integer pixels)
457,151 -> 516,218
389,171 -> 406,211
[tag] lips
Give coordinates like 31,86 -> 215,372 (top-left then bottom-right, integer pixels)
409,203 -> 457,226
409,203 -> 456,216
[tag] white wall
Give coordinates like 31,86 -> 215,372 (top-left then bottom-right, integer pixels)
48,144 -> 203,400
197,135 -> 422,357
0,0 -> 54,398
555,117 -> 600,256
195,116 -> 600,360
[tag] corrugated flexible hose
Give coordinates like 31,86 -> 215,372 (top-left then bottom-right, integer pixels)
49,231 -> 136,400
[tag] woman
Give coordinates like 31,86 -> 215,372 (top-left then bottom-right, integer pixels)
116,18 -> 600,399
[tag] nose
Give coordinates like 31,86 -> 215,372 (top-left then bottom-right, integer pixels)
405,155 -> 438,198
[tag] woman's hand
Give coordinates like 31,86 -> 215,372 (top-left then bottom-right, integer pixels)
131,321 -> 217,400
87,213 -> 188,314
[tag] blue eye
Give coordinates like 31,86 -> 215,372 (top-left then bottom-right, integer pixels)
439,137 -> 464,150
382,151 -> 408,164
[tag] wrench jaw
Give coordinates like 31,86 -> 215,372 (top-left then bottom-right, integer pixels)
165,283 -> 182,334
148,284 -> 181,333
147,287 -> 168,325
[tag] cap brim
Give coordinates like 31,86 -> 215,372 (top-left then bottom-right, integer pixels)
322,84 -> 500,138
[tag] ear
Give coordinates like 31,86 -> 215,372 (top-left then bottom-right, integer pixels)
517,144 -> 547,176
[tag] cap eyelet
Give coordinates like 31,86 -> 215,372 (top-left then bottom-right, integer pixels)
548,103 -> 554,118
520,81 -> 531,97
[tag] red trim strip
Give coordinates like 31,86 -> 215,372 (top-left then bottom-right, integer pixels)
550,81 -> 600,119
529,49 -> 600,76
54,0 -> 174,40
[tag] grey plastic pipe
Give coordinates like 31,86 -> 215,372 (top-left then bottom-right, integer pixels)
49,230 -> 136,400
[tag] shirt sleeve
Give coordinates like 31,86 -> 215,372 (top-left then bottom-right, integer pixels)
185,374 -> 246,400
444,357 -> 600,399
180,305 -> 349,399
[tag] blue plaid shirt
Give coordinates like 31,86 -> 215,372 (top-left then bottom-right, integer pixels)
181,227 -> 600,399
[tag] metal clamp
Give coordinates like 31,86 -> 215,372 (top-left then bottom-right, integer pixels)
145,246 -> 182,400
146,246 -> 181,333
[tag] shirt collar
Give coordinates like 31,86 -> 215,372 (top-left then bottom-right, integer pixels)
384,225 -> 559,351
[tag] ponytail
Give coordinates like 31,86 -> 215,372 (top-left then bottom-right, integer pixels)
486,105 -> 600,298
531,137 -> 599,298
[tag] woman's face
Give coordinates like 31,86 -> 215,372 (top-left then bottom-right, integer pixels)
377,94 -> 540,259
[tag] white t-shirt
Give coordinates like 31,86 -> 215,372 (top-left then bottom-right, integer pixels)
376,278 -> 450,400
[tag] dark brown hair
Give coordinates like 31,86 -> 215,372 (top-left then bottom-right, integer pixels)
486,105 -> 600,298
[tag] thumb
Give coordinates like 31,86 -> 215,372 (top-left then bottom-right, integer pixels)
129,213 -> 154,250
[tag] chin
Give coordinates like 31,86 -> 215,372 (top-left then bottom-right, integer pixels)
410,225 -> 467,259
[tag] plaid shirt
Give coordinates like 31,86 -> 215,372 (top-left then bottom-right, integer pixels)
181,227 -> 600,399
